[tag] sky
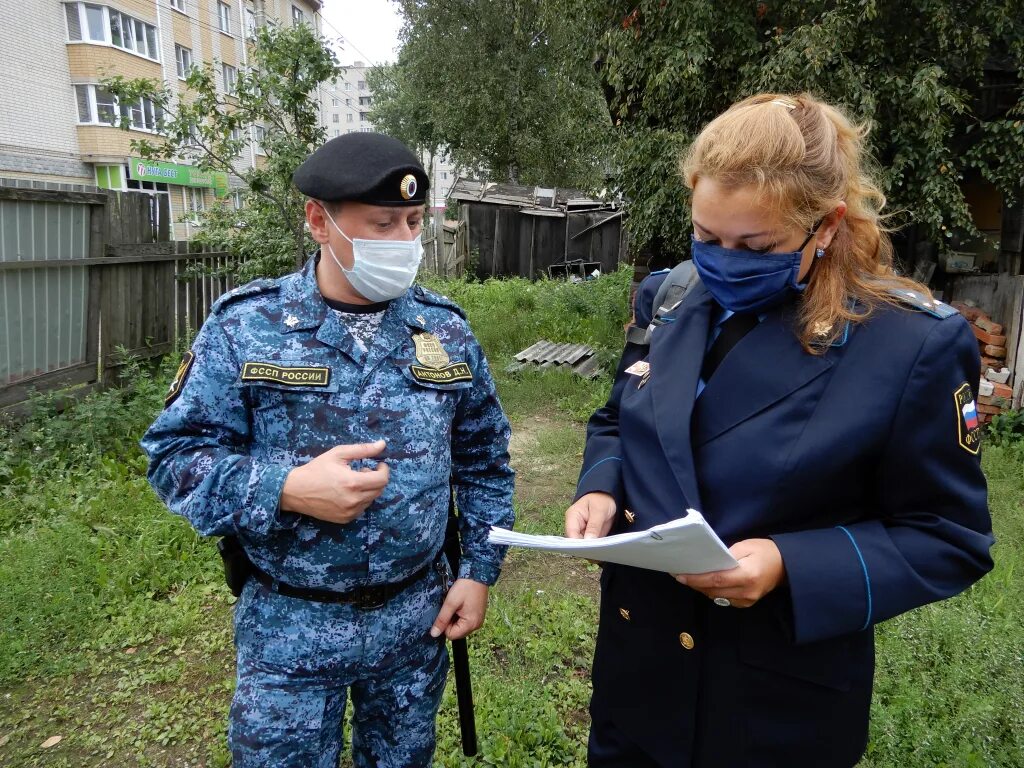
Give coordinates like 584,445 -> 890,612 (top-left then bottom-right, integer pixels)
319,0 -> 404,67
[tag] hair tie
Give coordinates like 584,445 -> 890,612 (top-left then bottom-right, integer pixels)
770,98 -> 797,110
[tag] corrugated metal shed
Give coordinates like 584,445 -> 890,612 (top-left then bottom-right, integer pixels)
508,340 -> 601,379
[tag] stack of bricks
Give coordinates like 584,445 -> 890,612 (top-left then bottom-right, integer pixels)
951,302 -> 1014,425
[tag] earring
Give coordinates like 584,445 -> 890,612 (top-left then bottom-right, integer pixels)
815,247 -> 826,259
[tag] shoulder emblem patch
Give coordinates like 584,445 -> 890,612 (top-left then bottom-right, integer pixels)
241,362 -> 331,387
954,382 -> 981,454
165,351 -> 195,407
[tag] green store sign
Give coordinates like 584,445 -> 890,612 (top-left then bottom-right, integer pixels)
129,158 -> 229,197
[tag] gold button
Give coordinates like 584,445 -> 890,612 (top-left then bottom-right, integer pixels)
619,608 -> 631,621
679,632 -> 694,650
624,510 -> 636,524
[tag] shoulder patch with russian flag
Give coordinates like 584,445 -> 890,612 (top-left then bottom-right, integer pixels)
954,382 -> 981,454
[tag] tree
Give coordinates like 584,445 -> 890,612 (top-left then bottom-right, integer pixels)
587,0 -> 1024,259
370,0 -> 613,189
105,22 -> 341,276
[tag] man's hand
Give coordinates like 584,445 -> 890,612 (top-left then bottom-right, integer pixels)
674,538 -> 785,608
430,579 -> 488,640
565,492 -> 617,539
280,440 -> 389,525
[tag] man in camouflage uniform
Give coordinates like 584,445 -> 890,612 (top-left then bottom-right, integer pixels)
142,133 -> 515,767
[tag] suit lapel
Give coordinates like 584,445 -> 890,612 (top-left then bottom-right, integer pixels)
647,282 -> 715,511
692,310 -> 834,447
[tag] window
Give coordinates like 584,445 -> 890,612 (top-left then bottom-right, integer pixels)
183,187 -> 206,226
332,113 -> 339,123
344,82 -> 351,90
74,84 -> 118,125
345,97 -> 351,106
360,112 -> 367,122
118,95 -> 162,131
218,1 -> 231,33
245,8 -> 256,38
84,3 -> 105,39
442,172 -> 448,180
253,125 -> 266,155
291,5 -> 304,24
175,44 -> 193,79
331,97 -> 339,106
346,113 -> 352,123
231,190 -> 244,209
333,130 -> 340,138
360,126 -> 371,133
184,187 -> 206,213
357,80 -> 365,90
65,5 -> 82,38
74,84 -> 162,131
169,0 -> 185,11
65,3 -> 159,60
222,63 -> 237,95
183,124 -> 201,147
359,95 -> 371,106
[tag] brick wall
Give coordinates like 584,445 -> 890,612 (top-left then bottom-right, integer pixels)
67,44 -> 163,81
0,0 -> 82,171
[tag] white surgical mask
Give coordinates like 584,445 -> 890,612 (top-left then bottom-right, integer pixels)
320,206 -> 423,302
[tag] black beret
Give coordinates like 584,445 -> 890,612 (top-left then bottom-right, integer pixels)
293,132 -> 429,207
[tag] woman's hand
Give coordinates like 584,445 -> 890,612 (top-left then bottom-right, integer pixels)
675,538 -> 785,608
565,492 -> 617,539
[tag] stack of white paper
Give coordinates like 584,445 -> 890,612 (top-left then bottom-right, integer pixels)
488,509 -> 737,575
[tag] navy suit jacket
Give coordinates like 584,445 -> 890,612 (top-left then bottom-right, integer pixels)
577,277 -> 994,767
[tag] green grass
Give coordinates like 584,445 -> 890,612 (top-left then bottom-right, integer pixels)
1,274 -> 1022,766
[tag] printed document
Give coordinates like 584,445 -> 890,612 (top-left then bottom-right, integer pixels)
488,509 -> 737,574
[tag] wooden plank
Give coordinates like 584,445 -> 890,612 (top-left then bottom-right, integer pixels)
104,340 -> 173,368
0,251 -> 232,270
0,361 -> 96,408
0,187 -> 107,205
105,242 -> 177,257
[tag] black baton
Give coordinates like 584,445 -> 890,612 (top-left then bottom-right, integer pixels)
444,483 -> 479,757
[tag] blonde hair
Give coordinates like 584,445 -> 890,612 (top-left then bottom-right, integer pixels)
681,93 -> 924,351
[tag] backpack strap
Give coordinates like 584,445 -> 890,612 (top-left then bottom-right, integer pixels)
626,261 -> 700,346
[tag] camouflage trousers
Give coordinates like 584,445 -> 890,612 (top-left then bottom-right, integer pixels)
228,567 -> 450,767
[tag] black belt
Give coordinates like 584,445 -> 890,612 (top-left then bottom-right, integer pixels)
251,558 -> 440,610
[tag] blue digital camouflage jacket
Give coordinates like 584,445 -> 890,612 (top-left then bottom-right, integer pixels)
142,255 -> 515,589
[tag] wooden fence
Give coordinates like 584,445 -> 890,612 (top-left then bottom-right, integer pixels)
0,181 -> 240,411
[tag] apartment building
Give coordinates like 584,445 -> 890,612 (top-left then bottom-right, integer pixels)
0,0 -> 321,239
322,61 -> 459,216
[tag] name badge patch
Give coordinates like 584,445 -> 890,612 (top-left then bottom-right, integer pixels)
954,382 -> 981,455
410,362 -> 473,383
241,362 -> 331,387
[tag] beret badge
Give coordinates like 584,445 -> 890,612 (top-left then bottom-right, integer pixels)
400,174 -> 418,200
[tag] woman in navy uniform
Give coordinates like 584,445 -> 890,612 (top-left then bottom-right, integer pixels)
565,93 -> 994,767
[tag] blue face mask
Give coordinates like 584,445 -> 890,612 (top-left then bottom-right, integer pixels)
690,227 -> 820,313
